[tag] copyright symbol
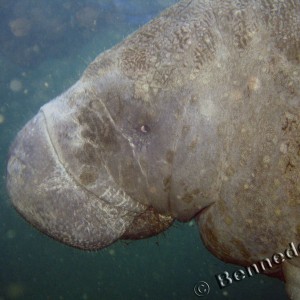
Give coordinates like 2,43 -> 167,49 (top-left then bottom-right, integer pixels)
194,281 -> 210,297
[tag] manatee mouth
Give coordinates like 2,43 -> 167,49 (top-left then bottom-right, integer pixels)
193,202 -> 216,220
6,111 -> 139,250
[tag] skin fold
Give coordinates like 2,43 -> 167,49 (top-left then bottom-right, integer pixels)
6,0 -> 300,298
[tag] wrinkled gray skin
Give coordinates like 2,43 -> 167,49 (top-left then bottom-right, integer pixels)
7,0 -> 300,298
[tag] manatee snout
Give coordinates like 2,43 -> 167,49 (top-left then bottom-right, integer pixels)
6,103 -> 135,250
7,110 -> 115,249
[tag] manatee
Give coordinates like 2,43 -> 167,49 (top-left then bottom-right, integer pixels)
6,0 -> 300,298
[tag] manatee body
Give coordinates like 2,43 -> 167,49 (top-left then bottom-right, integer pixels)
7,0 -> 300,298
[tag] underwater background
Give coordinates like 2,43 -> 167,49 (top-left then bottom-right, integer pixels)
0,0 -> 288,299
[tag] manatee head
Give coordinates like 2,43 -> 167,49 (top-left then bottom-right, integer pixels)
6,0 -> 300,297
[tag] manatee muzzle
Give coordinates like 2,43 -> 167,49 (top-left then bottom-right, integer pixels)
6,108 -> 142,250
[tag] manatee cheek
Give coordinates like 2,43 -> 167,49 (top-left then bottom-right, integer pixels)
6,110 -> 135,250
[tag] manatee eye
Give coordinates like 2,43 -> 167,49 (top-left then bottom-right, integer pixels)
140,124 -> 150,134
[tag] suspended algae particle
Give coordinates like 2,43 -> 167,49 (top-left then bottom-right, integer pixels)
6,229 -> 16,239
9,18 -> 31,37
6,282 -> 25,299
76,6 -> 100,29
222,290 -> 229,297
82,293 -> 89,300
108,249 -> 115,256
9,79 -> 23,93
0,114 -> 5,124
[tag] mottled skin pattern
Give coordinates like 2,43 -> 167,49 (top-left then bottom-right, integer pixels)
6,0 -> 300,298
